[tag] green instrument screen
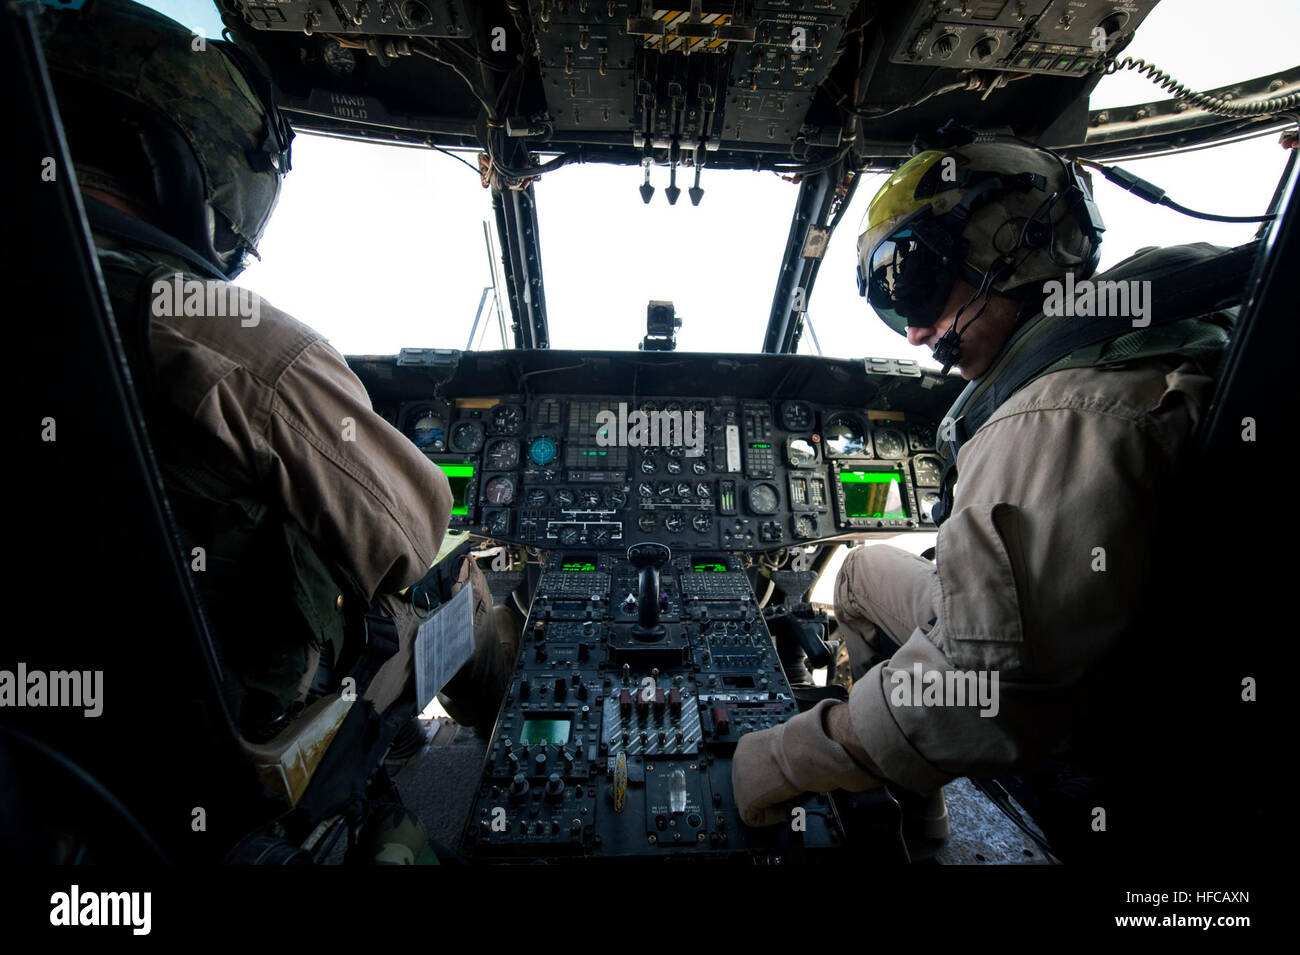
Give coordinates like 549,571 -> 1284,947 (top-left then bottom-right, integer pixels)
519,718 -> 571,745
436,462 -> 475,516
840,470 -> 909,519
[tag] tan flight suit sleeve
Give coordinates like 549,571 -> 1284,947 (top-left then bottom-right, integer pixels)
846,357 -> 1212,794
265,337 -> 452,598
149,291 -> 452,599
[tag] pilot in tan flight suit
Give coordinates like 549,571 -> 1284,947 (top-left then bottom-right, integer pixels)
732,137 -> 1231,832
41,0 -> 515,764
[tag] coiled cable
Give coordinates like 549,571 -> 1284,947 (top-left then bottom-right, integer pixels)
1099,56 -> 1300,118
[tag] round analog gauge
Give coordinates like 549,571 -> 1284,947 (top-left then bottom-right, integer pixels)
824,416 -> 866,457
638,482 -> 654,498
687,401 -> 709,416
692,514 -> 712,533
787,437 -> 818,468
558,526 -> 581,547
638,400 -> 657,415
920,491 -> 940,522
491,405 -> 521,435
528,436 -> 558,466
663,400 -> 683,414
695,481 -> 710,499
873,428 -> 907,459
590,526 -> 612,546
912,454 -> 943,487
485,510 -> 510,536
555,488 -> 576,508
641,445 -> 659,458
747,483 -> 779,515
526,488 -> 550,508
665,444 -> 685,458
640,457 -> 658,475
664,513 -> 685,533
323,41 -> 357,75
449,421 -> 484,454
486,439 -> 519,470
793,514 -> 816,539
910,422 -> 936,450
578,489 -> 603,509
655,482 -> 673,498
666,459 -> 683,474
692,459 -> 708,475
607,489 -> 628,508
638,513 -> 657,532
409,408 -> 444,450
675,482 -> 692,498
780,401 -> 814,432
483,475 -> 515,505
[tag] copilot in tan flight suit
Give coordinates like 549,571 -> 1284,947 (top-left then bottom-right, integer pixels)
732,138 -> 1230,827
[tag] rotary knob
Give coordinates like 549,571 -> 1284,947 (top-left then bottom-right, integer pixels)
508,772 -> 529,803
545,772 -> 565,801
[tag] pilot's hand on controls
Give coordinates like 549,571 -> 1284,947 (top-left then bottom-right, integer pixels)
731,699 -> 882,827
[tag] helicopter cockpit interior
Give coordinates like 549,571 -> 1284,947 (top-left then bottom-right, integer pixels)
6,0 -> 1294,883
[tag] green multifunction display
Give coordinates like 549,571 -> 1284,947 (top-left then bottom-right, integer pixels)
518,718 -> 572,745
834,466 -> 912,528
436,462 -> 476,517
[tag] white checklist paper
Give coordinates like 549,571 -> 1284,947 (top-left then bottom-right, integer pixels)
414,582 -> 475,711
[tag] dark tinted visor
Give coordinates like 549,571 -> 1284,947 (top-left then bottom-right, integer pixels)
865,228 -> 955,335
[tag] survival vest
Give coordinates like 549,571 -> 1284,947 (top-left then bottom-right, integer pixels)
930,241 -> 1255,526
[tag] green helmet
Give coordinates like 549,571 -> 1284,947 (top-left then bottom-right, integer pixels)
856,138 -> 1104,335
41,0 -> 293,277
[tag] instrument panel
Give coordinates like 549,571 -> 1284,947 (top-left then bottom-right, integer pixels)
398,394 -> 945,550
459,550 -> 845,861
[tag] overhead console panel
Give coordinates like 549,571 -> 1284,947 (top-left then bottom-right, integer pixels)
525,1 -> 857,145
239,0 -> 474,38
220,0 -> 1290,179
888,0 -> 1157,78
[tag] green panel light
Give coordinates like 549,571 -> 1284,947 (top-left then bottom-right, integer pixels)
437,462 -> 475,516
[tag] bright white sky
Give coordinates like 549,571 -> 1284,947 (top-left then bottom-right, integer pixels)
149,0 -> 1296,363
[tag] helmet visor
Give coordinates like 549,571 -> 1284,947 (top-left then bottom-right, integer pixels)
864,226 -> 956,335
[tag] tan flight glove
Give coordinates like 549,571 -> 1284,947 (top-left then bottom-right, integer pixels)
731,699 -> 883,827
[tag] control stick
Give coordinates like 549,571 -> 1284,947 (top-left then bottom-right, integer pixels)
627,542 -> 672,641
